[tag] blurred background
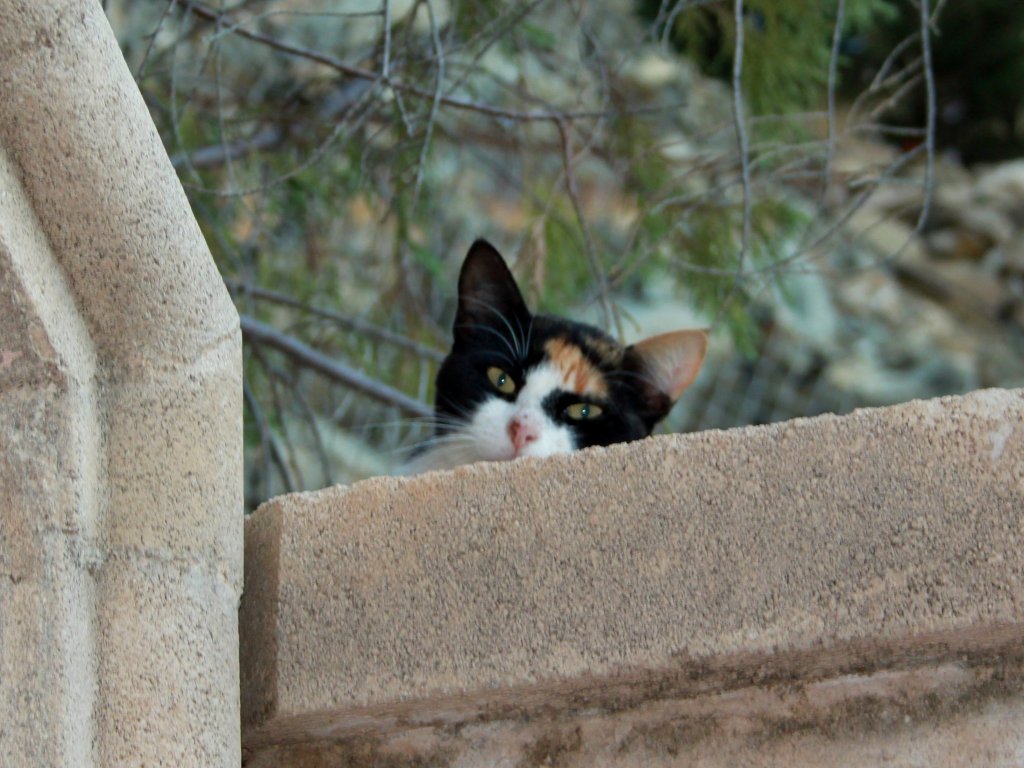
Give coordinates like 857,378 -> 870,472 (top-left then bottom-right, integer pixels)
105,0 -> 1024,510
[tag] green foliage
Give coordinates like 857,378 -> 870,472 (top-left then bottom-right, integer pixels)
450,0 -> 511,40
641,0 -> 896,114
519,21 -> 559,51
537,212 -> 593,313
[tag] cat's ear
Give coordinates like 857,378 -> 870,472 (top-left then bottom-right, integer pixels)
454,239 -> 530,338
624,329 -> 708,422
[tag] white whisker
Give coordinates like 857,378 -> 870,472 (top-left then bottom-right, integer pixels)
461,295 -> 528,362
454,322 -> 518,365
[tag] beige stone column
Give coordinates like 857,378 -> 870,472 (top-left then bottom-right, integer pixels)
0,1 -> 242,765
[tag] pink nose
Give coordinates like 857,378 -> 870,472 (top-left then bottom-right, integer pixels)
507,415 -> 539,453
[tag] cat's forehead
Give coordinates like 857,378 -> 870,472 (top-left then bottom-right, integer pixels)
579,331 -> 626,367
543,338 -> 608,396
533,314 -> 620,350
533,317 -> 624,358
529,317 -> 625,397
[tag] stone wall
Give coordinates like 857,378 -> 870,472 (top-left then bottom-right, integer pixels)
0,2 -> 242,765
241,389 -> 1024,766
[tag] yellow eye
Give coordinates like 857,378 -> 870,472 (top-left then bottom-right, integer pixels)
565,402 -> 602,420
487,366 -> 516,395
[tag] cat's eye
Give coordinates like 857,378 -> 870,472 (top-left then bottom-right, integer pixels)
565,402 -> 602,420
487,366 -> 516,395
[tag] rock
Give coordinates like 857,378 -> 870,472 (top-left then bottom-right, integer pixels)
976,160 -> 1024,222
956,205 -> 1015,245
925,229 -> 992,261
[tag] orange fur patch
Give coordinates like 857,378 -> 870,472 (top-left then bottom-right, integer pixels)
582,334 -> 625,368
545,339 -> 608,397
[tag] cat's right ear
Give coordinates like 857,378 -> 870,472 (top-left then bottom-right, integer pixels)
454,239 -> 531,340
623,329 -> 708,424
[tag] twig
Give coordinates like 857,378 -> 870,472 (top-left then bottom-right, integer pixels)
212,13 -> 239,193
382,0 -> 392,79
556,119 -> 615,333
228,280 -> 445,361
821,0 -> 845,202
713,0 -> 753,328
177,0 -> 607,124
731,0 -> 752,272
867,0 -> 938,262
243,379 -> 272,503
243,378 -> 296,497
136,0 -> 177,80
182,86 -> 380,197
440,0 -> 547,93
655,130 -> 928,284
656,0 -> 720,50
169,79 -> 373,170
171,124 -> 283,170
868,70 -> 923,120
259,349 -> 307,489
240,315 -> 433,418
413,0 -> 445,204
871,34 -> 920,90
207,7 -> 384,44
166,7 -> 219,187
282,364 -> 333,489
845,41 -> 921,129
915,0 -> 936,235
786,143 -> 927,270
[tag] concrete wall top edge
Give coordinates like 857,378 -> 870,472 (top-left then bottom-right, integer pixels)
241,387 -> 1024,737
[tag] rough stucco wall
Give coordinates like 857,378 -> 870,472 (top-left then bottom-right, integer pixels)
0,2 -> 241,765
241,388 -> 1024,765
0,142 -> 100,766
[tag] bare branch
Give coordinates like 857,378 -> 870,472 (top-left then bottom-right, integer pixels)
412,0 -> 445,203
713,0 -> 753,328
169,79 -> 372,170
136,0 -> 177,80
283,365 -> 333,488
240,315 -> 433,419
822,0 -> 845,201
557,119 -> 615,333
655,0 -> 720,50
915,0 -> 937,235
731,0 -> 752,272
382,0 -> 392,80
846,40 -> 921,129
182,85 -> 379,197
171,123 -> 283,170
228,281 -> 445,362
243,378 -> 297,496
441,0 -> 548,93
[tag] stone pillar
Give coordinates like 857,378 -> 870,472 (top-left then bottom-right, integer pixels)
0,2 -> 242,765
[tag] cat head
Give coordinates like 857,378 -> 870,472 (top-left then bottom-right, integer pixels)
427,239 -> 707,468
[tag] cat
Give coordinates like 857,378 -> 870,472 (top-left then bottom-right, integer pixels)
402,239 -> 707,473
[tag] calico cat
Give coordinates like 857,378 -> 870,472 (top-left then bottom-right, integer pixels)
403,239 -> 707,473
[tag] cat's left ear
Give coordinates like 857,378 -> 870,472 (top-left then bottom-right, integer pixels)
454,239 -> 531,340
624,329 -> 708,421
